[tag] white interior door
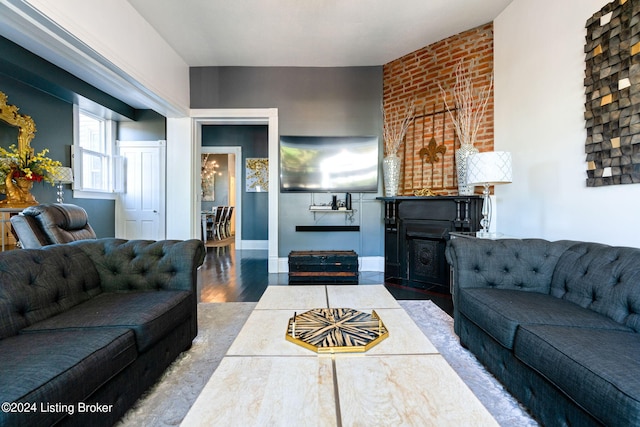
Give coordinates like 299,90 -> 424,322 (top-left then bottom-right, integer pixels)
116,140 -> 166,240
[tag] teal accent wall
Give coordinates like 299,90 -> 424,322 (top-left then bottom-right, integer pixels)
0,36 -> 166,239
0,75 -> 116,237
118,110 -> 166,141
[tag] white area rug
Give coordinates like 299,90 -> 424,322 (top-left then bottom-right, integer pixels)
399,301 -> 538,427
118,300 -> 538,427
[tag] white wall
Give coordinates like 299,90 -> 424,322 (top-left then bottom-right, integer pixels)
494,0 -> 640,247
24,0 -> 190,116
166,117 -> 196,240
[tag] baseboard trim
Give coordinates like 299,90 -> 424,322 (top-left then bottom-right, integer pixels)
240,240 -> 268,250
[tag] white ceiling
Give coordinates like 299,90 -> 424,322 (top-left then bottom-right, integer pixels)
127,0 -> 513,67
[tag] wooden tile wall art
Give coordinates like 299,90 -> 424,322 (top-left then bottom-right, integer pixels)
585,0 -> 640,186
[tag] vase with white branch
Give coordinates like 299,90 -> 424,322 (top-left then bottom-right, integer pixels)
439,60 -> 493,195
382,101 -> 415,196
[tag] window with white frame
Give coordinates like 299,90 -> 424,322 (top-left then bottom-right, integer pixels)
73,106 -> 120,198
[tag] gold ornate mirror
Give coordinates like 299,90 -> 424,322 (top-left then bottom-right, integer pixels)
0,91 -> 36,154
0,91 -> 39,206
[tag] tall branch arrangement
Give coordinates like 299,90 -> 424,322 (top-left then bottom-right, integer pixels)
439,61 -> 493,146
382,101 -> 415,156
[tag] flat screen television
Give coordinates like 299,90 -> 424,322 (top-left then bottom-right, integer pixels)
280,136 -> 379,192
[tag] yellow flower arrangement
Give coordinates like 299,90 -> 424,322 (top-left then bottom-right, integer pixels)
0,144 -> 62,186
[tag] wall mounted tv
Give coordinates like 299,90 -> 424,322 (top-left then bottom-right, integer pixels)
280,136 -> 379,192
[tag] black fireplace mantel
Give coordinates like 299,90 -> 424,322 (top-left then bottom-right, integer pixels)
377,196 -> 482,293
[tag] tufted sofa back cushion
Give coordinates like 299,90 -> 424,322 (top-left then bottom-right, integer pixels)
446,238 -> 575,294
69,238 -> 205,293
0,245 -> 102,339
550,242 -> 640,332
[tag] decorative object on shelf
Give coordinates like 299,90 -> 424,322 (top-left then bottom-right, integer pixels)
455,143 -> 479,196
439,61 -> 493,195
286,308 -> 388,353
382,154 -> 401,197
245,157 -> 268,192
382,100 -> 415,196
414,188 -> 437,197
466,151 -> 512,237
584,0 -> 639,187
51,166 -> 74,203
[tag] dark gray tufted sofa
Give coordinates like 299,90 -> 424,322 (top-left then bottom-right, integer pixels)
446,238 -> 640,427
0,238 -> 205,427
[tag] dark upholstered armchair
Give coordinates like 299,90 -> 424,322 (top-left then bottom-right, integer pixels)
10,203 -> 97,249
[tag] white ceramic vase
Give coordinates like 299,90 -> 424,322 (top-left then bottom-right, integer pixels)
455,143 -> 478,196
382,154 -> 401,197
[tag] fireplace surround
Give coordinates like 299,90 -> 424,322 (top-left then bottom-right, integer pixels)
378,196 -> 482,293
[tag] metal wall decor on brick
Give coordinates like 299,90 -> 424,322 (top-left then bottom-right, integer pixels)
585,0 -> 640,187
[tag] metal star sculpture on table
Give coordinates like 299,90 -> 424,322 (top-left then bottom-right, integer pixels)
285,308 -> 388,353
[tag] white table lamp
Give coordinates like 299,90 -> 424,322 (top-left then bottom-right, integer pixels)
51,166 -> 74,203
466,151 -> 512,237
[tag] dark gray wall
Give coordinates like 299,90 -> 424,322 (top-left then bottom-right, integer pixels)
191,66 -> 384,257
202,125 -> 268,240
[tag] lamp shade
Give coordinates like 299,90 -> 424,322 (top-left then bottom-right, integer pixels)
466,151 -> 512,185
50,166 -> 74,184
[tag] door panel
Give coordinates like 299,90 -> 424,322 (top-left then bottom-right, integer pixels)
116,141 -> 166,240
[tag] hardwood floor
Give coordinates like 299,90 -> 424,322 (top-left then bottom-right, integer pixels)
197,243 -> 453,315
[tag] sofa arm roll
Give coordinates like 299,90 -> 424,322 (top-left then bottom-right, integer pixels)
70,238 -> 205,293
445,238 -> 575,294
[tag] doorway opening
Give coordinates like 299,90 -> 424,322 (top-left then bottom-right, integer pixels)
191,109 -> 279,272
200,147 -> 241,248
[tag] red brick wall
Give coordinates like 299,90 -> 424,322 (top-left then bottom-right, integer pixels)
383,23 -> 494,195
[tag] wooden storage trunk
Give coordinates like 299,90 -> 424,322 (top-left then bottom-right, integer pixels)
288,250 -> 359,284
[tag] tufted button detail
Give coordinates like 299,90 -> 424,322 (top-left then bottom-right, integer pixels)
18,305 -> 28,317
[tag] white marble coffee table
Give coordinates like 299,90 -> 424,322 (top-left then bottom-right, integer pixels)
181,285 -> 498,426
